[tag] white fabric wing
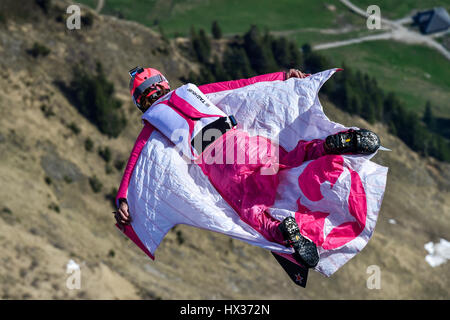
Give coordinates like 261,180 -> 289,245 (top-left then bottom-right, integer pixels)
127,69 -> 388,276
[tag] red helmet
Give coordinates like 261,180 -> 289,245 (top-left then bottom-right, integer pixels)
129,66 -> 170,112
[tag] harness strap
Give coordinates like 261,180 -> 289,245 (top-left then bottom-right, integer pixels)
191,115 -> 237,155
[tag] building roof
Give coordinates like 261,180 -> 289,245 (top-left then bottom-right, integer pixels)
413,7 -> 450,34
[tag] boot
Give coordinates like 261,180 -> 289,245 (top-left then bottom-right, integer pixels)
278,216 -> 319,268
325,129 -> 380,155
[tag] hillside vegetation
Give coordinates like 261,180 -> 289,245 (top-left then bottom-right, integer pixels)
352,0 -> 450,19
185,24 -> 450,161
320,39 -> 450,119
78,0 -> 358,34
79,1 -> 450,134
0,0 -> 449,299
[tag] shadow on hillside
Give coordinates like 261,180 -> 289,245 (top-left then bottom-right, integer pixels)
435,118 -> 450,140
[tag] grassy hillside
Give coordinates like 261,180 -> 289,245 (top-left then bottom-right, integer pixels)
320,40 -> 450,118
0,0 -> 449,299
79,0 -> 360,35
352,0 -> 450,19
79,0 -> 450,35
78,0 -> 450,118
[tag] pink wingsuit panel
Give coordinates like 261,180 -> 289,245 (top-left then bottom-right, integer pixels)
116,72 -> 288,206
321,167 -> 367,250
115,72 -> 292,260
296,155 -> 368,250
116,122 -> 155,203
197,131 -> 328,245
115,224 -> 155,260
115,121 -> 155,260
169,91 -> 224,119
198,71 -> 286,94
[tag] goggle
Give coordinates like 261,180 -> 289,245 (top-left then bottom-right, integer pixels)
129,66 -> 169,110
147,89 -> 163,101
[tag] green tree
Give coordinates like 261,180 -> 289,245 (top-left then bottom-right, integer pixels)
212,21 -> 222,39
303,51 -> 330,74
422,101 -> 436,130
196,67 -> 216,85
84,137 -> 94,152
191,27 -> 211,64
70,62 -> 126,138
35,0 -> 51,14
301,43 -> 312,55
287,41 -> 303,69
271,37 -> 293,68
243,25 -> 278,74
98,146 -> 112,163
223,46 -> 254,79
349,95 -> 362,115
27,42 -> 50,58
211,56 -> 229,82
368,77 -> 384,121
158,25 -> 169,44
199,29 -> 211,61
89,175 -> 103,193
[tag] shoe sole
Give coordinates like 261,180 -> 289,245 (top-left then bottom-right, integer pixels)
293,235 -> 320,268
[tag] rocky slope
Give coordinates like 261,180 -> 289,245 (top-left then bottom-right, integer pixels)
0,0 -> 448,299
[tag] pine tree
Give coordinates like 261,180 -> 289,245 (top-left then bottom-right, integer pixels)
223,46 -> 254,79
212,21 -> 222,39
301,43 -> 312,55
362,102 -> 376,124
185,71 -> 198,84
422,101 -> 436,130
190,25 -> 197,39
158,25 -> 169,44
211,56 -> 229,82
243,25 -> 277,74
190,27 -> 211,64
272,37 -> 290,68
36,0 -> 51,14
287,41 -> 302,69
197,68 -> 216,85
349,95 -> 362,115
369,77 -> 383,121
270,37 -> 302,70
198,28 -> 211,63
382,92 -> 398,124
69,62 -> 125,138
303,52 -> 330,74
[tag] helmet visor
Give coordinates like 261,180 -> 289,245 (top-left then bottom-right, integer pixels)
132,74 -> 167,103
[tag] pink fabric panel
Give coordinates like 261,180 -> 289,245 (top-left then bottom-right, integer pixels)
198,71 -> 286,94
298,153 -> 344,202
197,130 -> 328,245
115,121 -> 156,260
197,129 -> 284,243
321,168 -> 367,250
295,205 -> 328,247
347,168 -> 367,229
116,122 -> 155,204
168,91 -> 223,119
280,139 -> 327,169
296,155 -> 368,250
115,224 -> 155,260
